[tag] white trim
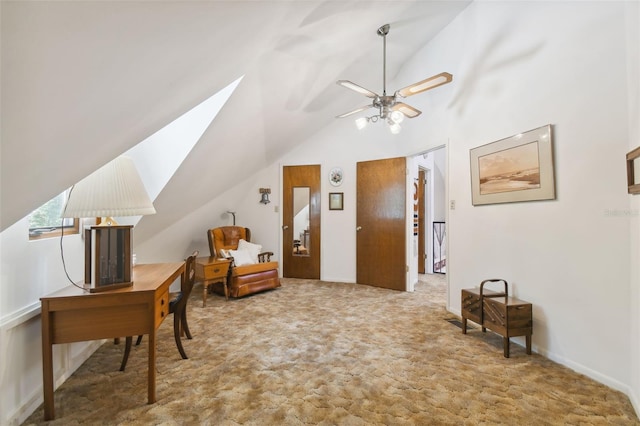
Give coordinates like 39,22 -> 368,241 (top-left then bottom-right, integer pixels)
5,340 -> 103,425
0,302 -> 40,330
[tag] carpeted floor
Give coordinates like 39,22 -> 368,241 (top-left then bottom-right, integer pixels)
24,275 -> 639,425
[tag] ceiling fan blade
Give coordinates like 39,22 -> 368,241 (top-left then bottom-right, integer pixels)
336,105 -> 374,118
336,80 -> 379,99
396,72 -> 453,98
392,102 -> 422,118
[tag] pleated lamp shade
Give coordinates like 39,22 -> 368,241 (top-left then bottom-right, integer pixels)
62,156 -> 156,219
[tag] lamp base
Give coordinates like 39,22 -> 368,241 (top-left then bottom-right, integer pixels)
85,225 -> 133,291
85,281 -> 133,293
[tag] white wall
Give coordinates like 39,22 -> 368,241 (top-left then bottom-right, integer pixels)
0,218 -> 103,424
432,148 -> 446,222
2,1 -> 639,423
625,0 -> 640,415
416,0 -> 637,409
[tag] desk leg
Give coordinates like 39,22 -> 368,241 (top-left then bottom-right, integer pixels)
41,307 -> 55,420
148,330 -> 157,404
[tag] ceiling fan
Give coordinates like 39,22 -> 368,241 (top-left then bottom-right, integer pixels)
336,24 -> 452,134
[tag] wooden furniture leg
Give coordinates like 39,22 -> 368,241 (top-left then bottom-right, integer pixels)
41,307 -> 54,421
148,330 -> 156,403
181,309 -> 192,339
203,283 -> 208,307
173,310 -> 188,360
120,336 -> 133,371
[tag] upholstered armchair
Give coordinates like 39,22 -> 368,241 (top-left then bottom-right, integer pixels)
207,226 -> 280,298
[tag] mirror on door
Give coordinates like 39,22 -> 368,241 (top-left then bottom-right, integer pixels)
292,187 -> 310,256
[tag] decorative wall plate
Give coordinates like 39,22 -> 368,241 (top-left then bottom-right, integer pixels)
329,167 -> 343,186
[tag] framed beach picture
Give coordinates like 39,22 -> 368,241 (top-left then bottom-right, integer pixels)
470,125 -> 555,206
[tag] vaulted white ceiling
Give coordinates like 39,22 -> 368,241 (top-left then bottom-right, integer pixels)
1,0 -> 471,232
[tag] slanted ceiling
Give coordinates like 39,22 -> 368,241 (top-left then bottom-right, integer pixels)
0,0 -> 471,233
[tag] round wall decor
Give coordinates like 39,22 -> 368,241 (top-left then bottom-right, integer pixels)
329,167 -> 343,186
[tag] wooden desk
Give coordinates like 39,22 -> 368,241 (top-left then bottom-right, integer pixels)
40,262 -> 185,420
195,256 -> 232,305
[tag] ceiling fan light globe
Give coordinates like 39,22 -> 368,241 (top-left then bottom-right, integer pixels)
390,110 -> 405,124
355,117 -> 368,130
389,122 -> 401,134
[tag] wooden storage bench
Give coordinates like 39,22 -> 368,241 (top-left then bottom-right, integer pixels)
461,279 -> 532,358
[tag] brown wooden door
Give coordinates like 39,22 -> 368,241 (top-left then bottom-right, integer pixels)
356,157 -> 406,291
283,165 -> 321,279
418,169 -> 426,274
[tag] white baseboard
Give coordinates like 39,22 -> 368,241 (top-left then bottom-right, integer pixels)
318,277 -> 354,283
5,340 -> 103,425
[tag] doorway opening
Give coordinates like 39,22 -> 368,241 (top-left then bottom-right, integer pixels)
412,146 -> 447,281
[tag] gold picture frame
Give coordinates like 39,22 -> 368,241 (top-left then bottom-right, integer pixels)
470,125 -> 555,206
627,146 -> 640,195
329,192 -> 344,210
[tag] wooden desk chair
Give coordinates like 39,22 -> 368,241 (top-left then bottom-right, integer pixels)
119,250 -> 199,371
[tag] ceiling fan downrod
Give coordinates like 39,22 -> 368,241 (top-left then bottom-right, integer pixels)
377,24 -> 390,97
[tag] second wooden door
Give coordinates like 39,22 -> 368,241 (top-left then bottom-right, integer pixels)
356,157 -> 407,291
283,165 -> 321,279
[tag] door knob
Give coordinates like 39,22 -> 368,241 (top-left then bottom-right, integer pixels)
356,226 -> 362,231
282,225 -> 289,230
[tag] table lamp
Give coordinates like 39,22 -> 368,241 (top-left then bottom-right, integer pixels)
62,155 -> 156,292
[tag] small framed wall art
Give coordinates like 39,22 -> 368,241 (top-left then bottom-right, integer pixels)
627,146 -> 640,195
470,124 -> 555,206
329,192 -> 344,210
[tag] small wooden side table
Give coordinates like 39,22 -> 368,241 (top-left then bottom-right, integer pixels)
195,256 -> 232,306
461,279 -> 533,358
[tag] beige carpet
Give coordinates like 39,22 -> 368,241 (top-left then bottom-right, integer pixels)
24,275 -> 639,425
